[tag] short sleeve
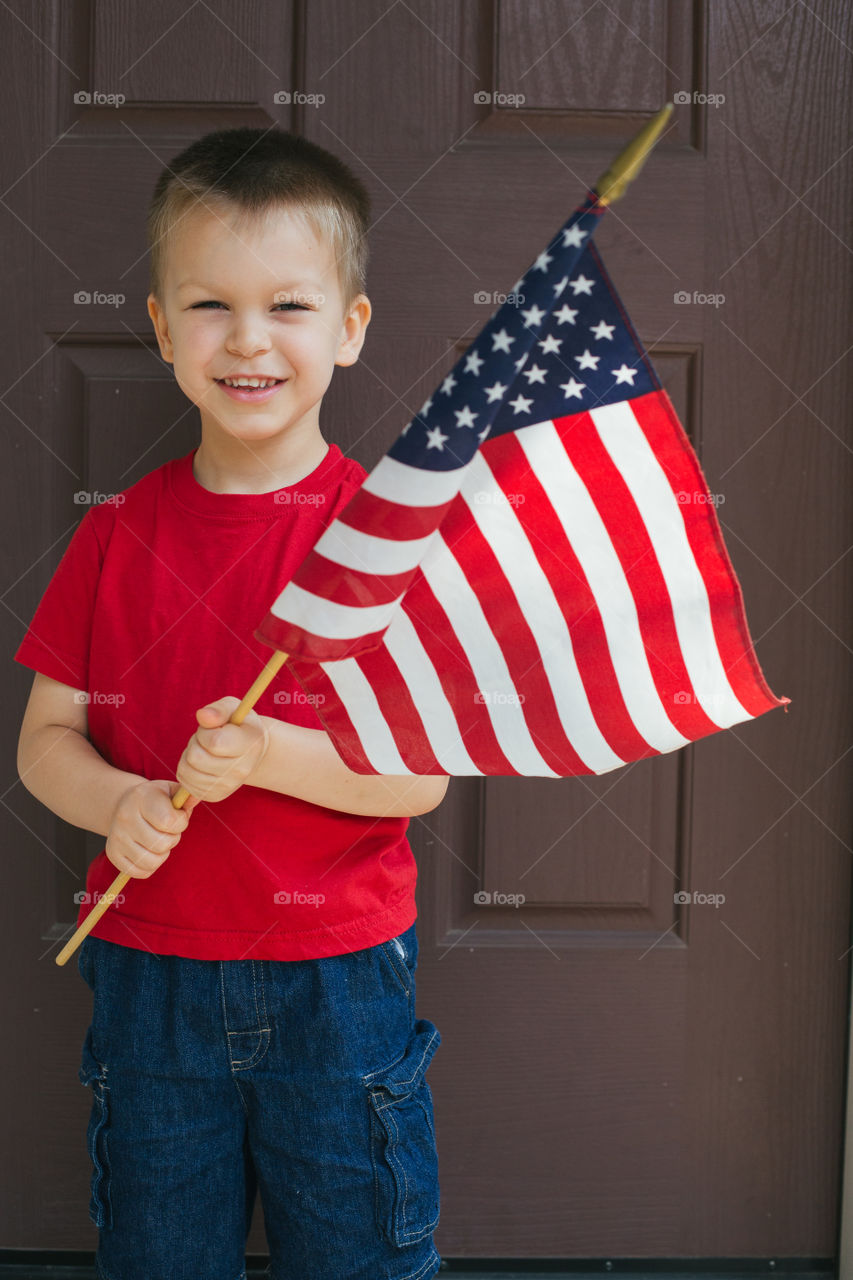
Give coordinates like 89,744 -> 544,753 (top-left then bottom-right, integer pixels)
13,509 -> 105,691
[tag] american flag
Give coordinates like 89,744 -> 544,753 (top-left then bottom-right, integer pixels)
254,192 -> 789,776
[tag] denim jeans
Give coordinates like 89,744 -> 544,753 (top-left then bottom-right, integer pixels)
76,920 -> 441,1280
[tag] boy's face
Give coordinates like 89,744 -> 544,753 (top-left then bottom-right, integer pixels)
147,203 -> 370,448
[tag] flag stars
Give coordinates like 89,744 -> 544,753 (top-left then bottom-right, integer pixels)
521,303 -> 546,327
575,349 -> 600,371
454,405 -> 479,428
570,274 -> 595,295
533,250 -> 553,272
612,364 -> 638,385
590,320 -> 615,341
464,350 -> 484,376
523,363 -> 547,385
562,224 -> 588,249
560,377 -> 586,399
492,328 -> 515,353
425,425 -> 449,449
509,393 -> 534,415
538,334 -> 562,355
484,381 -> 508,402
554,304 -> 578,325
440,373 -> 457,395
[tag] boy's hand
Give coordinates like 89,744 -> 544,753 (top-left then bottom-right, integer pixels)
175,697 -> 270,805
106,779 -> 196,879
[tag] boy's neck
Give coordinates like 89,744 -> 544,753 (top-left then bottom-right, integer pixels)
192,430 -> 330,495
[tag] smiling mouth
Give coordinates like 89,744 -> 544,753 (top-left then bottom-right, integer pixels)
215,377 -> 285,389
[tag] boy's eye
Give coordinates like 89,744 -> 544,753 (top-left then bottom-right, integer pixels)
188,301 -> 309,311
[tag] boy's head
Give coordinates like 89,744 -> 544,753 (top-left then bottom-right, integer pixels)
145,127 -> 372,452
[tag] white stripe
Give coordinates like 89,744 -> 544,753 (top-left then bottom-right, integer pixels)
590,401 -> 751,727
460,452 -> 628,773
362,453 -> 470,507
316,658 -> 412,773
418,537 -> 561,776
382,610 -> 483,775
269,581 -> 400,639
313,520 -> 436,576
515,420 -> 691,753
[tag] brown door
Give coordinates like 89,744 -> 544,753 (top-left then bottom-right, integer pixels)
3,0 -> 850,1259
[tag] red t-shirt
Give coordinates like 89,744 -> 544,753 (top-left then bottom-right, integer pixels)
14,443 -> 418,960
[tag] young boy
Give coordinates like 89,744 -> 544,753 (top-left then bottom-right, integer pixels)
15,127 -> 447,1280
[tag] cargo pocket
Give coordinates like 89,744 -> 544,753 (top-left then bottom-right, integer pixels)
362,1018 -> 441,1246
78,1025 -> 113,1229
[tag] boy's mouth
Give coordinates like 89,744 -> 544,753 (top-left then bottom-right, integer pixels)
215,377 -> 286,404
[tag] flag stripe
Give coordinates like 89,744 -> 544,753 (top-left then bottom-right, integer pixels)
591,398 -> 752,728
313,519 -> 436,576
631,392 -> 785,717
362,454 -> 472,505
460,451 -> 627,774
513,418 -> 692,754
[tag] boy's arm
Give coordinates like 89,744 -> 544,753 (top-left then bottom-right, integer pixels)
248,715 -> 450,818
17,672 -> 144,837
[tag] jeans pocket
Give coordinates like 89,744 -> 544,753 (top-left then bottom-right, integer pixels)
362,1017 -> 441,1246
78,1025 -> 113,1229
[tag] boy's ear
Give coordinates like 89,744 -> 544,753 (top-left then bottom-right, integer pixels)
335,294 -> 371,368
147,293 -> 174,364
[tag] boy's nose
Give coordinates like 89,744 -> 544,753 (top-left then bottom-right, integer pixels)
225,318 -> 272,358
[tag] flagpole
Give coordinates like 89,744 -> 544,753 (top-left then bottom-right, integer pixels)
54,648 -> 289,966
593,103 -> 673,205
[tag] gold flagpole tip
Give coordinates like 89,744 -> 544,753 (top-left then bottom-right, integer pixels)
594,103 -> 674,207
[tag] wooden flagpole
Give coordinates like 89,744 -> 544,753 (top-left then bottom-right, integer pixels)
54,649 -> 289,966
54,104 -> 674,970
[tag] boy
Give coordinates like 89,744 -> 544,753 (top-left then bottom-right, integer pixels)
15,127 -> 447,1280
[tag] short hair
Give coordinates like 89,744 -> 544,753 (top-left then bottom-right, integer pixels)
146,127 -> 371,308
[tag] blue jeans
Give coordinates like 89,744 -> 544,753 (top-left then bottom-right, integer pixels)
76,921 -> 441,1280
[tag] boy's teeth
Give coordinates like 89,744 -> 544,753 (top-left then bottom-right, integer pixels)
221,377 -> 280,388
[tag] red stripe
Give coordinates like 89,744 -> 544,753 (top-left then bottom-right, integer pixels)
253,616 -> 388,662
286,659 -> 376,772
397,566 -> 520,775
479,425 -> 658,761
290,550 -> 414,606
630,390 -> 789,717
556,403 -> 723,739
336,486 -> 457,541
433,493 -> 593,774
